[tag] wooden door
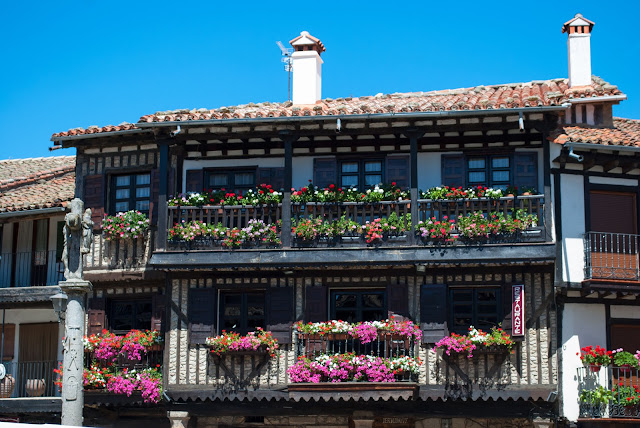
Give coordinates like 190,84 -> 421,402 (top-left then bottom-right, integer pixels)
589,191 -> 638,280
610,324 -> 640,385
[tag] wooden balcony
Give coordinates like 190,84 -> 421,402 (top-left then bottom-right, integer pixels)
585,232 -> 640,282
83,229 -> 155,273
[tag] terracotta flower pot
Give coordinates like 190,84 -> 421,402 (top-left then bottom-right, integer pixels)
25,378 -> 46,397
589,364 -> 601,373
0,375 -> 16,398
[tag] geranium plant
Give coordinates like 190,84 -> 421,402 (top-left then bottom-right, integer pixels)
613,350 -> 640,368
205,328 -> 279,358
579,345 -> 612,367
416,216 -> 455,242
293,318 -> 422,343
102,211 -> 149,241
434,326 -> 513,358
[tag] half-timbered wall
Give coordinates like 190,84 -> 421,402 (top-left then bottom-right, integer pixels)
166,266 -> 557,395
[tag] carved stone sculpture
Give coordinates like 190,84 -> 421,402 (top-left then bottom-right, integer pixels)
62,198 -> 92,280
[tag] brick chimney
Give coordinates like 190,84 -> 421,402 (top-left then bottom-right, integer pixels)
562,13 -> 595,87
289,31 -> 325,105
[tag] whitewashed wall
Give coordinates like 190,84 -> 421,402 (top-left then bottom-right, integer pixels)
560,174 -> 586,283
561,303 -> 607,422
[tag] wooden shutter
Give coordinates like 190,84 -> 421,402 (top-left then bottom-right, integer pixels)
313,158 -> 337,189
420,284 -> 448,344
441,155 -> 465,188
1,324 -> 15,361
305,285 -> 327,323
185,170 -> 204,193
83,174 -> 105,231
151,294 -> 166,333
502,285 -> 512,335
267,286 -> 294,344
257,168 -> 286,191
87,297 -> 107,336
188,288 -> 216,344
513,152 -> 538,191
149,169 -> 160,224
387,281 -> 409,318
386,156 -> 410,188
590,191 -> 637,234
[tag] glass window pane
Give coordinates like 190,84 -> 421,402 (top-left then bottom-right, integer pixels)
468,158 -> 485,169
468,172 -> 486,183
453,291 -> 473,301
364,161 -> 382,172
492,171 -> 510,182
477,290 -> 497,302
341,175 -> 358,187
115,202 -> 129,212
335,310 -> 357,323
135,200 -> 150,211
235,172 -> 254,186
209,174 -> 228,187
492,157 -> 510,168
116,189 -> 130,199
362,309 -> 385,322
136,174 -> 151,185
454,317 -> 472,327
136,187 -> 150,198
334,294 -> 357,308
341,162 -> 358,173
116,176 -> 130,186
364,175 -> 382,187
362,294 -> 384,308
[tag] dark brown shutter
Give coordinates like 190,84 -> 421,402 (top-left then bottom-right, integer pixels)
188,288 -> 216,344
387,281 -> 409,318
257,168 -> 286,191
313,158 -> 337,189
149,169 -> 160,224
185,170 -> 204,193
513,152 -> 538,192
502,285 -> 512,335
420,284 -> 448,344
151,294 -> 166,333
441,155 -> 465,188
305,285 -> 327,323
87,298 -> 107,336
610,324 -> 640,352
83,174 -> 105,231
386,156 -> 410,188
267,286 -> 294,344
1,324 -> 15,361
590,191 -> 637,234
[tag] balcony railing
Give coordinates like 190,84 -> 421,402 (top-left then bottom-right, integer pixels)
584,232 -> 640,281
578,365 -> 640,419
166,195 -> 546,250
84,229 -> 154,271
0,360 -> 60,398
0,251 -> 64,287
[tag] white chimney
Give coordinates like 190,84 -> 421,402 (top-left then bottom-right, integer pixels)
562,13 -> 595,87
289,31 -> 325,105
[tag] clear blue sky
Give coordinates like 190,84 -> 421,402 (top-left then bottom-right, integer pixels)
1,1 -> 638,160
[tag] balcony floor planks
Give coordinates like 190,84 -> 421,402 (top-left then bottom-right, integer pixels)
150,243 -> 556,269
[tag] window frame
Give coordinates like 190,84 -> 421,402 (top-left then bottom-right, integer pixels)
466,154 -> 512,190
108,298 -> 153,334
109,172 -> 151,215
329,289 -> 387,323
449,286 -> 502,334
204,167 -> 257,195
218,290 -> 266,335
338,158 -> 385,190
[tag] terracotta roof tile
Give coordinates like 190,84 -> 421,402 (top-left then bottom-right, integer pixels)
0,156 -> 76,213
52,76 -> 623,139
551,118 -> 640,147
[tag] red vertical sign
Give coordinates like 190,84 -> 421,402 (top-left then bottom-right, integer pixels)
512,285 -> 524,337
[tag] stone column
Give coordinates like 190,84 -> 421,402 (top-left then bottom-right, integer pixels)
168,411 -> 191,428
60,280 -> 92,426
532,418 -> 554,428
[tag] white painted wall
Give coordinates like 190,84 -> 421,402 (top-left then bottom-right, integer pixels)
561,174 -> 586,283
568,33 -> 592,87
291,50 -> 323,105
589,176 -> 639,186
561,303 -> 607,422
611,305 -> 640,319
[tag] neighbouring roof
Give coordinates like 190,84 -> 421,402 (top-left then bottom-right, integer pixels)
51,76 -> 623,139
551,117 -> 640,147
0,156 -> 76,213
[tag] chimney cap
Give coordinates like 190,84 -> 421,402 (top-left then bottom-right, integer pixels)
562,13 -> 595,34
289,31 -> 326,55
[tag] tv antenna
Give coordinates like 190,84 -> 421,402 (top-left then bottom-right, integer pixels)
276,41 -> 293,102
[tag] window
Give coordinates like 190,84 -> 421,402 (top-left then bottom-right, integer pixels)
205,169 -> 256,195
110,299 -> 152,333
467,156 -> 510,190
220,292 -> 265,335
450,287 -> 501,334
340,159 -> 383,190
330,290 -> 386,323
111,173 -> 151,214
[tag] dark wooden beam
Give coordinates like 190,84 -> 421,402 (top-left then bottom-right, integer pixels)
604,158 -> 620,172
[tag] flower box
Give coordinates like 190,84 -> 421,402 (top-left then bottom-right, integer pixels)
288,382 -> 419,392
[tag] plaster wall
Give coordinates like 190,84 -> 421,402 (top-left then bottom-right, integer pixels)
610,305 -> 640,319
561,303 -> 607,422
291,51 -> 322,105
560,174 -> 586,283
588,176 -> 638,186
568,34 -> 592,87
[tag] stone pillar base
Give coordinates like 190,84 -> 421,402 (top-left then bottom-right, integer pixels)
168,411 -> 190,428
